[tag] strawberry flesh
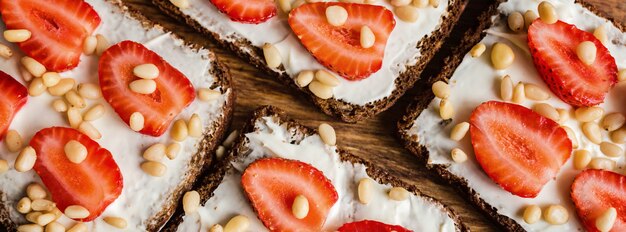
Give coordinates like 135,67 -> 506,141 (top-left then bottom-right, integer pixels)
469,101 -> 572,198
289,3 -> 395,80
0,71 -> 28,140
528,20 -> 617,107
99,41 -> 195,136
31,127 -> 123,221
571,169 -> 626,232
209,0 -> 276,24
241,158 -> 338,232
338,220 -> 412,232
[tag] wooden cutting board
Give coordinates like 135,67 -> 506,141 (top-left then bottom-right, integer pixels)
124,0 -> 625,231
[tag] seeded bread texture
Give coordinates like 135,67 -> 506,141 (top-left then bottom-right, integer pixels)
152,0 -> 468,123
397,0 -> 625,231
0,0 -> 235,231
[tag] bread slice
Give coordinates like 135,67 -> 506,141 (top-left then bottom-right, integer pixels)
0,0 -> 234,231
160,105 -> 469,231
398,0 -> 625,231
152,0 -> 467,123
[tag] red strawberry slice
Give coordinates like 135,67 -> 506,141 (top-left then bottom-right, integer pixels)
0,71 -> 28,140
209,0 -> 276,24
0,0 -> 101,72
338,220 -> 412,232
241,158 -> 338,231
288,3 -> 395,80
469,101 -> 572,198
30,127 -> 123,221
528,20 -> 617,107
99,41 -> 195,136
571,169 -> 626,232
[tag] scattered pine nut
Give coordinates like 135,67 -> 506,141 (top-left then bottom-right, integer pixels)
21,56 -> 46,78
388,187 -> 409,201
65,90 -> 86,108
318,123 -> 336,146
315,70 -> 340,87
618,69 -> 626,82
557,108 -> 570,124
28,78 -> 46,97
292,195 -> 309,219
129,112 -> 145,132
391,0 -> 411,6
538,1 -> 558,24
594,25 -> 607,45
129,79 -> 157,94
491,42 -> 515,70
17,197 -> 32,214
171,119 -> 189,142
83,36 -> 97,55
166,143 -> 181,160
0,43 -> 12,59
262,43 -> 282,69
5,130 -> 24,152
198,88 -> 220,101
575,107 -> 604,122
296,71 -> 314,87
48,78 -> 75,96
224,215 -> 250,232
77,83 -> 102,100
524,83 -> 550,101
133,64 -> 160,80
15,146 -> 37,172
0,159 -> 7,174
95,34 -> 110,56
67,107 -> 83,129
429,0 -> 439,7
450,148 -> 468,163
45,222 -> 65,232
223,130 -> 238,148
78,121 -> 101,140
143,143 -> 166,161
523,205 -> 542,224
500,75 -> 513,101
188,114 -> 203,138
16,224 -> 42,232
26,212 -> 42,223
595,207 -> 617,232
170,0 -> 190,9
576,41 -> 597,65
308,81 -> 333,99
601,113 -> 625,131
27,183 -> 47,200
449,122 -> 469,141
36,213 -> 55,226
326,6 -> 349,26
507,11 -> 524,32
360,26 -> 376,48
543,204 -> 569,225
523,10 -> 538,29
182,191 -> 200,214
512,82 -> 525,104
599,142 -> 622,158
141,161 -> 167,177
209,224 -> 224,232
412,0 -> 428,8
41,72 -> 61,87
431,81 -> 449,99
278,0 -> 291,12
573,150 -> 591,170
439,99 -> 454,120
395,5 -> 419,22
610,127 -> 626,144
104,217 -> 127,229
83,104 -> 105,121
4,29 -> 32,42
589,157 -> 616,171
65,140 -> 88,164
582,122 -> 602,144
31,199 -> 55,212
533,103 -> 559,121
469,43 -> 486,57
357,178 -> 373,205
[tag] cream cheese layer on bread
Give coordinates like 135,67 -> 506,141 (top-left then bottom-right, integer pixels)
0,0 -> 231,230
178,0 -> 451,105
177,115 -> 459,231
406,0 -> 626,231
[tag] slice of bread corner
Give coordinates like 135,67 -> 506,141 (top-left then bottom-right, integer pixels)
151,0 -> 468,123
397,0 -> 625,231
161,105 -> 470,231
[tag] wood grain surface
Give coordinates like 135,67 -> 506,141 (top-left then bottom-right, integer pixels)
120,0 -> 625,231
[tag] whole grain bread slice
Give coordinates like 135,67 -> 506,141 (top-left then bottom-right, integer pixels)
152,0 -> 467,123
397,0 -> 625,231
161,105 -> 470,231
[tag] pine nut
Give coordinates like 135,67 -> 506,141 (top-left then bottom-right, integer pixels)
143,143 -> 166,161
292,195 -> 309,219
262,43 -> 282,69
17,197 -> 32,214
65,90 -> 86,108
21,57 -> 46,77
357,178 -> 373,204
315,70 -> 340,87
45,222 -> 65,232
523,10 -> 538,29
215,145 -> 226,159
319,123 -> 336,146
67,107 -> 82,129
83,104 -> 104,121
326,6 -> 348,26
6,130 -> 24,152
0,159 -> 7,174
31,199 -> 55,212
512,82 -> 525,104
582,122 -> 602,144
104,216 -> 127,229
187,114 -> 203,138
360,26 -> 376,48
543,204 -> 569,225
429,0 -> 439,7
133,63 -> 160,80
450,148 -> 467,163
67,223 -> 86,232
78,121 -> 101,140
450,122 -> 469,141
129,79 -> 157,94
278,0 -> 291,12
170,0 -> 189,9
308,81 -> 333,99
64,140 -> 87,164
296,71 -> 314,87
16,146 -> 37,172
573,150 -> 591,170
538,1 -> 558,24
594,25 -> 607,45
198,88 -> 220,101
395,6 -> 419,22
26,212 -> 42,223
533,103 -> 559,121
524,83 -> 550,101
28,78 -> 46,97
224,215 -> 249,232
209,224 -> 223,232
557,108 -> 570,124
601,113 -> 625,131
48,78 -> 75,96
600,142 -> 622,158
77,83 -> 101,100
47,207 -> 62,220
41,72 -> 61,87
431,81 -> 449,99
523,205 -> 542,224
575,107 -> 604,122
17,224 -> 42,232
0,43 -> 12,59
589,157 -> 616,170
19,66 -> 33,83
469,43 -> 486,58
36,213 -> 55,226
183,190 -> 200,214
83,36 -> 97,55
95,34 -> 110,56
129,112 -> 144,132
166,143 -> 181,160
412,0 -> 428,7
391,0 -> 411,6
65,205 -> 89,219
27,183 -> 47,200
388,187 -> 409,201
500,75 -> 513,101
507,12 -> 524,32
223,130 -> 238,148
491,42 -> 515,70
576,41 -> 596,65
141,161 -> 167,177
439,99 -> 454,120
171,119 -> 188,141
610,127 -> 626,144
595,207 -> 617,232
4,29 -> 32,42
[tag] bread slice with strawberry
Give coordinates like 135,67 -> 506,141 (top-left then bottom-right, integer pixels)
152,0 -> 467,122
398,0 -> 626,231
0,0 -> 234,231
161,105 -> 469,231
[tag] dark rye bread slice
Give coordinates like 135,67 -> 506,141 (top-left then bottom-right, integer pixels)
152,0 -> 467,123
0,0 -> 234,231
397,0 -> 625,231
161,105 -> 470,231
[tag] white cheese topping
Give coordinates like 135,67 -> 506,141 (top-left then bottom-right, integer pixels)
407,0 -> 626,231
0,0 -> 231,230
177,116 -> 459,231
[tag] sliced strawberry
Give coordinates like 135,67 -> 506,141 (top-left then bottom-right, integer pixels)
99,41 -> 195,136
288,3 -> 395,80
0,71 -> 28,140
209,0 -> 276,24
30,127 -> 122,221
241,158 -> 338,231
571,169 -> 626,232
338,220 -> 412,232
528,20 -> 617,107
0,0 -> 101,72
469,101 -> 572,198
